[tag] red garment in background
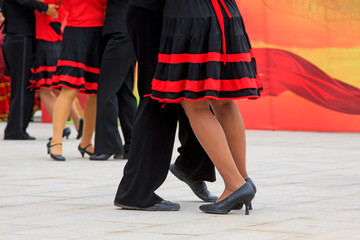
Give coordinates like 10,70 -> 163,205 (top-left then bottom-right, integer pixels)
254,48 -> 360,115
62,0 -> 107,27
35,0 -> 67,41
0,30 -> 10,120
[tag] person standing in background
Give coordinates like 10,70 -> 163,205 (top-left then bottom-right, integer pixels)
47,0 -> 106,161
30,0 -> 83,140
1,0 -> 58,140
90,0 -> 137,161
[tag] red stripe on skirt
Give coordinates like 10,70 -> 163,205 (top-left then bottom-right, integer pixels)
57,60 -> 100,74
33,66 -> 57,74
152,77 -> 261,93
150,94 -> 260,104
158,52 -> 252,64
52,75 -> 98,91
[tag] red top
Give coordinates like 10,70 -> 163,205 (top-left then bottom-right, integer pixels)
63,0 -> 107,27
35,0 -> 67,42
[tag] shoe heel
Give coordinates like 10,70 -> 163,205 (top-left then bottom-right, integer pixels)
245,203 -> 250,215
78,144 -> 93,158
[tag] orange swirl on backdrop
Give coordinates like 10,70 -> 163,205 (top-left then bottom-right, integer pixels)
234,0 -> 360,132
236,0 -> 360,48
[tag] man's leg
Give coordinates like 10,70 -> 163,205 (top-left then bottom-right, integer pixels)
114,5 -> 179,210
171,108 -> 217,202
117,62 -> 137,158
93,34 -> 136,159
3,34 -> 35,140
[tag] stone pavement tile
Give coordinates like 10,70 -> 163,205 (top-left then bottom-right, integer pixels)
189,230 -> 309,240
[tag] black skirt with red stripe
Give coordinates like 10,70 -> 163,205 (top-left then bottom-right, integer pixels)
51,27 -> 103,95
150,0 -> 262,103
30,40 -> 61,91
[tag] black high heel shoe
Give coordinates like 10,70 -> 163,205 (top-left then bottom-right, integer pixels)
232,177 -> 257,210
78,143 -> 94,157
76,118 -> 84,140
246,178 -> 257,210
199,182 -> 255,215
62,127 -> 71,139
47,141 -> 66,161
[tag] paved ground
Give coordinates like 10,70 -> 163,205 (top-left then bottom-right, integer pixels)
0,121 -> 359,240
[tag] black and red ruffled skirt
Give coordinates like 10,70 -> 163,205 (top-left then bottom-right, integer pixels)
150,0 -> 262,103
51,27 -> 103,95
30,40 -> 61,91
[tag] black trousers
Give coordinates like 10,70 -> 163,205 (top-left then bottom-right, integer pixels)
3,33 -> 35,139
114,5 -> 215,208
94,33 -> 137,154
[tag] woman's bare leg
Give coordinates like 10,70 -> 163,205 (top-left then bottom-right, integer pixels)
69,102 -> 81,131
210,100 -> 248,179
39,88 -> 56,117
79,95 -> 97,153
181,99 -> 245,202
52,89 -> 80,130
51,88 -> 78,155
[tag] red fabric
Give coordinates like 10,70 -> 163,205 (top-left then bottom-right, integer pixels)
152,76 -> 261,93
211,0 -> 232,64
0,30 -> 10,120
35,0 -> 66,42
254,48 -> 360,115
151,94 -> 259,104
158,52 -> 252,64
52,75 -> 98,91
63,0 -> 107,27
56,60 -> 100,74
33,66 -> 57,74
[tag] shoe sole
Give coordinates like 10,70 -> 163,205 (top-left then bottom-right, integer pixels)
114,202 -> 180,211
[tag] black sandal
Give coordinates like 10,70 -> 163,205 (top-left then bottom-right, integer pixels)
78,143 -> 94,157
47,141 -> 66,161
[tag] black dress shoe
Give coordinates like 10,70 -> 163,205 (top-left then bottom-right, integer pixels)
232,177 -> 257,210
89,153 -> 112,161
89,153 -> 124,160
5,133 -> 36,140
114,200 -> 180,211
199,182 -> 255,215
22,133 -> 36,140
170,164 -> 217,202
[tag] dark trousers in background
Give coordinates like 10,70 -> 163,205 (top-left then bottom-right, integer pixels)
3,33 -> 35,139
114,5 -> 215,208
94,33 -> 137,155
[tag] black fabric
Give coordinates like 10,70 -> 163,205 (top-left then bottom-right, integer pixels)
2,0 -> 48,37
151,0 -> 262,102
94,33 -> 137,155
114,5 -> 215,208
52,26 -> 103,94
102,0 -> 129,35
3,34 -> 35,138
128,0 -> 165,12
49,22 -> 61,36
31,40 -> 61,89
